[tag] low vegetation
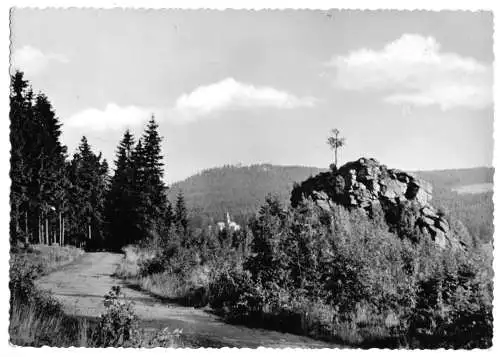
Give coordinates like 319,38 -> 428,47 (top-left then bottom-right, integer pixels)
12,244 -> 84,273
119,193 -> 493,349
9,250 -> 88,347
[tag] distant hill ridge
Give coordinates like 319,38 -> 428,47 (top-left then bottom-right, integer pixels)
168,163 -> 493,237
168,164 -> 326,223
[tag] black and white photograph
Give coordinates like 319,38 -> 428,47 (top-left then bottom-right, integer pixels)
6,6 -> 495,349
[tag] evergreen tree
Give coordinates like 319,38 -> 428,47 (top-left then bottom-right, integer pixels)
32,93 -> 67,246
105,130 -> 136,249
9,71 -> 33,244
135,116 -> 170,244
67,137 -> 108,249
175,190 -> 188,234
9,71 -> 67,246
130,139 -> 149,244
327,128 -> 346,169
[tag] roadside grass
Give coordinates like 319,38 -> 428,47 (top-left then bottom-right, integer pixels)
115,245 -> 210,307
9,249 -> 89,347
12,244 -> 84,275
9,293 -> 90,347
115,245 -> 155,279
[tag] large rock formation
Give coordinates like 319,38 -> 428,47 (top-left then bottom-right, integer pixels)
291,158 -> 462,249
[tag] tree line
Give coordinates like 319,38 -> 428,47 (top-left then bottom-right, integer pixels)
10,71 -> 187,251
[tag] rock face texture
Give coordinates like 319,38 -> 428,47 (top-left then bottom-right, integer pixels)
291,158 -> 461,249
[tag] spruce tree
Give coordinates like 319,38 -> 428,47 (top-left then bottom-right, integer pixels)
9,71 -> 33,244
175,190 -> 188,235
10,71 -> 66,246
131,139 -> 149,244
32,93 -> 67,246
105,130 -> 136,249
67,137 -> 108,249
138,116 -> 170,244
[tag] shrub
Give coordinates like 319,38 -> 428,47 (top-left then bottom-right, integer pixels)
138,254 -> 166,276
9,255 -> 43,305
208,267 -> 264,321
92,286 -> 140,347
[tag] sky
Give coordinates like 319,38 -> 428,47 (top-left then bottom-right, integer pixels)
10,9 -> 494,183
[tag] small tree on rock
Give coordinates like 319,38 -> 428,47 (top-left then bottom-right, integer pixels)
327,128 -> 346,169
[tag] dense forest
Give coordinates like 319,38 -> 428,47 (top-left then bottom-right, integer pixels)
9,71 -> 177,251
168,164 -> 325,226
10,71 -> 493,348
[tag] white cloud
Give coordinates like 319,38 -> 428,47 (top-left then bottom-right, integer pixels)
66,103 -> 152,131
172,78 -> 316,122
11,45 -> 69,75
328,34 -> 492,111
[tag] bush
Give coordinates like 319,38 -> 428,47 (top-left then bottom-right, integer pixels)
92,286 -> 140,347
9,255 -> 43,305
138,254 -> 167,276
208,267 -> 264,321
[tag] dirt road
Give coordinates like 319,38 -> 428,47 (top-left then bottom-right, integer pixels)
36,252 -> 336,348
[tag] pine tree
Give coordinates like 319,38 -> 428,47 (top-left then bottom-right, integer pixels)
10,71 -> 66,246
9,71 -> 33,244
130,139 -> 149,244
137,116 -> 170,244
67,137 -> 108,249
327,128 -> 346,169
32,93 -> 67,246
175,190 -> 188,234
105,130 -> 136,250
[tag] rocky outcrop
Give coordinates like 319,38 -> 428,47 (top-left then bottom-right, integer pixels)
291,158 -> 462,249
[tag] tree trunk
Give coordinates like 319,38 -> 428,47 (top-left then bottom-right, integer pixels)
24,211 -> 28,245
62,217 -> 65,246
334,132 -> 338,168
45,218 -> 49,245
59,211 -> 62,246
15,203 -> 20,237
38,214 -> 41,244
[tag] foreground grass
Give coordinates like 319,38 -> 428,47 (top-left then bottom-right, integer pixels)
9,246 -> 89,347
10,293 -> 90,347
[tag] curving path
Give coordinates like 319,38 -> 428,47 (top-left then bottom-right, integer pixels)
36,252 -> 337,348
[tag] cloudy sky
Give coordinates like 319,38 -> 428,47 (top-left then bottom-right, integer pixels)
11,9 -> 493,183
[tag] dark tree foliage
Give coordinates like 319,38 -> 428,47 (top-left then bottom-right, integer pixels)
174,191 -> 188,235
65,137 -> 109,249
136,117 -> 170,244
10,71 -> 32,244
10,71 -> 67,247
105,130 -> 136,250
104,118 -> 171,250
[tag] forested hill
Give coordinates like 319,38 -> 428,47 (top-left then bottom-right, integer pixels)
414,167 -> 494,245
168,164 -> 326,224
414,167 -> 494,193
169,164 -> 494,243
